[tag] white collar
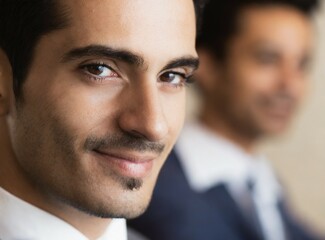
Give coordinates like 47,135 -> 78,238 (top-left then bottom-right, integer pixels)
0,187 -> 127,240
175,121 -> 282,203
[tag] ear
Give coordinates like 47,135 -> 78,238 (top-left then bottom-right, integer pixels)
195,48 -> 222,92
0,49 -> 13,116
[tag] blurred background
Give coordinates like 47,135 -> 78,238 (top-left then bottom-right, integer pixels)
185,0 -> 325,234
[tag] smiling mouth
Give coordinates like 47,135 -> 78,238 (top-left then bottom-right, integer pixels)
92,149 -> 156,179
266,104 -> 295,119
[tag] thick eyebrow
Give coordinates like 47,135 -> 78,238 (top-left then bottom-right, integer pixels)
61,45 -> 145,67
61,44 -> 199,72
162,57 -> 199,72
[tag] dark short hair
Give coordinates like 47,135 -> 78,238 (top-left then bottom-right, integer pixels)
197,0 -> 319,61
0,0 -> 207,98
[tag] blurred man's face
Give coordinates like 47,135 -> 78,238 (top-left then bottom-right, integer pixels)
200,6 -> 313,138
7,0 -> 197,218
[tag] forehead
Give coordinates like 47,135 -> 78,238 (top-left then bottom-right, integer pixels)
236,6 -> 313,50
54,0 -> 197,60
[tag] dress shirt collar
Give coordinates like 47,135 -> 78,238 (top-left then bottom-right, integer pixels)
0,187 -> 127,240
175,120 -> 282,203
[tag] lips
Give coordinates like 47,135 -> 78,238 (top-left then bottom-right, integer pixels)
92,149 -> 155,178
266,103 -> 294,120
261,96 -> 296,117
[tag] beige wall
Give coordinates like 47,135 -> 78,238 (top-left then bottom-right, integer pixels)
186,1 -> 325,234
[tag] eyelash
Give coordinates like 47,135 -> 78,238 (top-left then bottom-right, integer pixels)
159,71 -> 195,89
79,62 -> 119,82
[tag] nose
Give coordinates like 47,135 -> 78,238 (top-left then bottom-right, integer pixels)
117,82 -> 169,142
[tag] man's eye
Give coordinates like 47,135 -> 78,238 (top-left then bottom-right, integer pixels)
160,72 -> 187,87
81,64 -> 119,79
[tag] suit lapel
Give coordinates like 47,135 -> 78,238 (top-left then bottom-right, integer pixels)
204,183 -> 264,240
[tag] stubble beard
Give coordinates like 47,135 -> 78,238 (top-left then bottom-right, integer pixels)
46,125 -> 164,219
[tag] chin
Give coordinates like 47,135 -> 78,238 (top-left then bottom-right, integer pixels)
105,196 -> 151,219
63,189 -> 151,219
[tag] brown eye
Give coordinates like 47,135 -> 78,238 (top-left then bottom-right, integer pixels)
87,65 -> 106,75
82,64 -> 119,78
160,72 -> 185,85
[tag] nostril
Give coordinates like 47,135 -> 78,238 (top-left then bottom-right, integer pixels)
128,130 -> 148,140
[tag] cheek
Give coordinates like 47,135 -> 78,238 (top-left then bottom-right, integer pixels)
8,98 -> 63,184
45,78 -> 124,139
163,92 -> 186,139
232,68 -> 279,103
294,79 -> 308,101
230,57 -> 281,96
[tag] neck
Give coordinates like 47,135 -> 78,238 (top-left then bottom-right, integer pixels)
0,118 -> 111,240
199,107 -> 258,154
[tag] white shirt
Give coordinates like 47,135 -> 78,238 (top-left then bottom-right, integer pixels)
175,121 -> 286,240
0,188 -> 127,240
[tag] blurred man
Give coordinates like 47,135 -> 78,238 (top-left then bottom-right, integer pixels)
129,0 -> 324,239
0,0 -> 206,239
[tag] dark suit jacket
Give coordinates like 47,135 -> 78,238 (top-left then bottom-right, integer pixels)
129,150 -> 324,240
128,228 -> 149,240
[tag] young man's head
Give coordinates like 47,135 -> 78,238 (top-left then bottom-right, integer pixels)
0,0 -> 203,223
195,0 -> 318,142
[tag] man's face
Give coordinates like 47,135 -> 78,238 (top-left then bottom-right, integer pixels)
201,6 -> 313,138
8,0 -> 197,218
